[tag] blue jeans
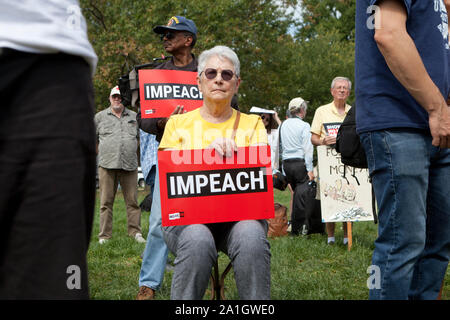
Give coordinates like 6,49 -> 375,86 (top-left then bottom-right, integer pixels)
360,129 -> 450,300
138,163 -> 169,290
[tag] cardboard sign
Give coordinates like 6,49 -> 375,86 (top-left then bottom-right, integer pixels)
158,146 -> 275,226
139,69 -> 203,118
317,146 -> 373,222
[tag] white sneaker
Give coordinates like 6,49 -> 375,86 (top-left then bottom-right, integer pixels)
99,238 -> 108,244
135,233 -> 146,243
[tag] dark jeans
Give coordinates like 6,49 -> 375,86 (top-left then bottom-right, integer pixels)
0,49 -> 96,299
282,158 -> 308,234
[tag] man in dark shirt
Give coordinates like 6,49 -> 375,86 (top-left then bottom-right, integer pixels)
137,16 -> 198,141
136,16 -> 198,300
356,0 -> 450,299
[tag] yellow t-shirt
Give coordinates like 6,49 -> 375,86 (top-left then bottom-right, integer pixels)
310,101 -> 351,139
159,108 -> 268,150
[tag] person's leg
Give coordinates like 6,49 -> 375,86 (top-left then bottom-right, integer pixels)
119,169 -> 142,237
223,220 -> 271,300
282,159 -> 308,234
98,167 -> 118,240
326,222 -> 336,244
409,147 -> 450,299
0,51 -> 95,299
360,130 -> 429,300
138,164 -> 169,292
163,224 -> 217,300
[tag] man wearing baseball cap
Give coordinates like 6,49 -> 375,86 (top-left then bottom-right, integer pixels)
279,97 -> 315,235
95,86 -> 145,245
136,15 -> 198,300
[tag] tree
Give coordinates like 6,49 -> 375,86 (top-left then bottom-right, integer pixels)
297,0 -> 356,41
80,0 -> 300,112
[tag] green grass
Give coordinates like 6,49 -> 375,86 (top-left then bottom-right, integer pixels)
87,188 -> 450,300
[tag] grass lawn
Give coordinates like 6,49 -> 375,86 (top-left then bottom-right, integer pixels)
87,187 -> 450,300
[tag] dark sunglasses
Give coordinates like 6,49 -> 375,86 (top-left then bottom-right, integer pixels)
160,32 -> 176,41
261,115 -> 269,120
201,68 -> 235,81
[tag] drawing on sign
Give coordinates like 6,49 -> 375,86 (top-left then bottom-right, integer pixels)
317,146 -> 373,222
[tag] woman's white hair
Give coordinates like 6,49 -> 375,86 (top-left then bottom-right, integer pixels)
198,45 -> 240,78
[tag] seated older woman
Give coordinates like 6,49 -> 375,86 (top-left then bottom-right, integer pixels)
159,45 -> 271,300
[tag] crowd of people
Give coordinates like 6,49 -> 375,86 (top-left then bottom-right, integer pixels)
1,0 -> 449,301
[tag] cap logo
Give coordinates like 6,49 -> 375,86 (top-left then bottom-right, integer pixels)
167,16 -> 179,26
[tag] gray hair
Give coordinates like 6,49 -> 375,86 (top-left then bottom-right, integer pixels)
331,77 -> 352,90
198,45 -> 240,78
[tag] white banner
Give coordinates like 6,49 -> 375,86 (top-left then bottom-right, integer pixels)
317,146 -> 373,222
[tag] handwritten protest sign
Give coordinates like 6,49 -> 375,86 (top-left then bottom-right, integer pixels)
158,146 -> 275,226
317,145 -> 373,222
139,69 -> 203,118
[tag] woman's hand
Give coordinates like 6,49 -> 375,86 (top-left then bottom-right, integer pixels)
208,137 -> 237,157
274,112 -> 281,125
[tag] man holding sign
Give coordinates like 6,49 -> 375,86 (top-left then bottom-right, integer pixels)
311,76 -> 352,245
136,16 -> 198,300
159,46 -> 271,300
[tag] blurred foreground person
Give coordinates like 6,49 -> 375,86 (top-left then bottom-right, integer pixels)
0,0 -> 97,299
356,0 -> 450,299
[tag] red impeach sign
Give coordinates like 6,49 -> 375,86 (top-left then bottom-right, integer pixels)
158,146 -> 275,226
139,69 -> 203,118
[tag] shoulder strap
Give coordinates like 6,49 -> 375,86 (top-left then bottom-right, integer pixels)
230,111 -> 241,142
278,120 -> 284,154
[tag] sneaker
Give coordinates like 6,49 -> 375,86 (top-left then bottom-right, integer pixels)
135,233 -> 146,243
136,286 -> 155,300
99,238 -> 108,244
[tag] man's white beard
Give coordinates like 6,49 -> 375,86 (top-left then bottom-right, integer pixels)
111,103 -> 123,112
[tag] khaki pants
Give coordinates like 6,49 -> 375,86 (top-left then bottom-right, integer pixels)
98,167 -> 141,239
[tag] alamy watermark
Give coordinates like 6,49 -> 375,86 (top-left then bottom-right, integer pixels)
367,265 -> 381,290
167,122 -> 270,166
366,5 -> 381,30
66,265 -> 81,290
66,4 -> 82,31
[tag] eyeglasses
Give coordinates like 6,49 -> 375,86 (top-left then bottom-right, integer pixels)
201,68 -> 235,81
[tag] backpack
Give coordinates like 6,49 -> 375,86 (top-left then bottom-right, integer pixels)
335,106 -> 367,169
335,105 -> 378,224
267,203 -> 289,237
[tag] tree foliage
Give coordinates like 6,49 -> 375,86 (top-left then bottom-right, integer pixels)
80,0 -> 355,119
297,0 -> 356,41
